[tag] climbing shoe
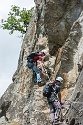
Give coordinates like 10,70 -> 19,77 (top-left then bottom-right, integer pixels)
38,82 -> 46,87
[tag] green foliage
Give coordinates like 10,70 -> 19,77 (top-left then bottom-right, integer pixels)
0,5 -> 32,35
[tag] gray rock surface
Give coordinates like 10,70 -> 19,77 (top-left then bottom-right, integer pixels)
0,0 -> 83,124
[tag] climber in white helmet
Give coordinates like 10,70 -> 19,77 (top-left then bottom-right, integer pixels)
44,76 -> 64,125
26,49 -> 47,87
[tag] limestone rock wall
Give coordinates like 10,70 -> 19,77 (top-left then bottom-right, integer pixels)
0,0 -> 83,125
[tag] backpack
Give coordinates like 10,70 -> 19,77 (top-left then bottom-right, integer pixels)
43,83 -> 54,97
27,52 -> 39,62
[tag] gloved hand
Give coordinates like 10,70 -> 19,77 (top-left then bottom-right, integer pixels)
60,101 -> 64,105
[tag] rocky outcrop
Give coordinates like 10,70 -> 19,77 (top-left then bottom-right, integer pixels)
0,0 -> 83,125
66,69 -> 83,125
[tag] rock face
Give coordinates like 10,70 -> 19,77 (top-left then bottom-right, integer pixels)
0,0 -> 83,124
66,69 -> 83,125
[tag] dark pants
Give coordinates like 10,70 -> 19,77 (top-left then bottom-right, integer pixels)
48,100 -> 61,123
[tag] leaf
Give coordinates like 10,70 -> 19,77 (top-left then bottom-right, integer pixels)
1,5 -> 32,35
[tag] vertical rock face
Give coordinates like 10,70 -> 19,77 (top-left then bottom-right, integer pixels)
0,0 -> 83,124
45,0 -> 83,54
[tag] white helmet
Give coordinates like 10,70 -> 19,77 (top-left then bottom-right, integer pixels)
41,49 -> 47,55
55,77 -> 63,83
